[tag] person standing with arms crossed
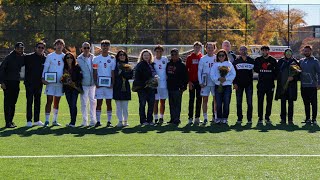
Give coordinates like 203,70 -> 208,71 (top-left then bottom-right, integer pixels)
186,41 -> 203,125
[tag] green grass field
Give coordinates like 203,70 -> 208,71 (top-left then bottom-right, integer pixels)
1,82 -> 320,179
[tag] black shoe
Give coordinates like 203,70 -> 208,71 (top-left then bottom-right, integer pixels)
303,119 -> 311,124
257,119 -> 263,125
265,119 -> 272,124
95,122 -> 101,127
5,123 -> 16,128
312,119 -> 318,125
288,121 -> 294,125
159,118 -> 164,124
173,120 -> 181,126
107,122 -> 113,127
167,120 -> 173,124
11,122 -> 17,127
280,120 -> 286,125
155,119 -> 159,124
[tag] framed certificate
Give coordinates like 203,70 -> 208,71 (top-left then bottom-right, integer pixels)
201,73 -> 208,86
44,72 -> 57,83
98,76 -> 111,87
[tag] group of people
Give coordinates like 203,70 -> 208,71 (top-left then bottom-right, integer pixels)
0,39 -> 319,129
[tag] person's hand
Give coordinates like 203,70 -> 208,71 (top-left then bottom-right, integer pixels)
42,79 -> 49,85
188,82 -> 193,90
219,77 -> 226,83
233,84 -> 238,90
287,76 -> 294,82
1,83 -> 6,90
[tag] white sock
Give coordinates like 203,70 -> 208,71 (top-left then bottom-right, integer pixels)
96,110 -> 101,122
45,113 -> 50,122
203,113 -> 208,120
53,109 -> 58,122
215,112 -> 217,119
107,111 -> 112,122
160,114 -> 164,119
154,114 -> 159,120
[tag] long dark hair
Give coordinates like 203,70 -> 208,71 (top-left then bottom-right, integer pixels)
216,49 -> 229,62
115,50 -> 129,63
63,52 -> 77,71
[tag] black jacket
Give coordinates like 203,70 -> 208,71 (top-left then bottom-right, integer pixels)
24,52 -> 46,88
62,65 -> 83,93
166,58 -> 188,91
113,60 -> 133,100
132,60 -> 156,92
275,57 -> 299,101
254,55 -> 279,89
0,50 -> 25,83
233,56 -> 255,87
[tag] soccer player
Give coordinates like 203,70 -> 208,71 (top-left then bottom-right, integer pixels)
93,40 -> 116,127
186,41 -> 203,125
299,45 -> 320,125
198,42 -> 217,126
0,42 -> 25,128
77,42 -> 97,127
153,45 -> 168,125
42,39 -> 65,126
24,41 -> 46,127
254,45 -> 279,125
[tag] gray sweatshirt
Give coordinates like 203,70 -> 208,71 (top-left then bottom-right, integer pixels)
76,53 -> 95,86
299,56 -> 320,87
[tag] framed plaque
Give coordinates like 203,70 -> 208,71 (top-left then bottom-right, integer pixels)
201,73 -> 208,86
44,72 -> 57,83
98,76 -> 111,87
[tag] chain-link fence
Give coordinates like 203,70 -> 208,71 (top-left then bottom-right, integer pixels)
0,2 -> 319,60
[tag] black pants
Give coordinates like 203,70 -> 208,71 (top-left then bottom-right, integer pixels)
188,81 -> 202,119
65,89 -> 79,125
3,80 -> 20,126
257,87 -> 274,120
280,97 -> 294,122
169,90 -> 183,123
138,88 -> 155,124
301,87 -> 318,120
25,84 -> 42,122
236,84 -> 253,121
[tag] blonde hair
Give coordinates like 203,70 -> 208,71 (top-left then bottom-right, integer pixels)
138,49 -> 154,63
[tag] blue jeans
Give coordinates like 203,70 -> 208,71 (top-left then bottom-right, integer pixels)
215,85 -> 232,120
236,84 -> 253,121
138,88 -> 155,124
65,89 -> 79,125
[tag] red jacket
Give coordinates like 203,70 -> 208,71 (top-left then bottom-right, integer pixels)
186,52 -> 202,82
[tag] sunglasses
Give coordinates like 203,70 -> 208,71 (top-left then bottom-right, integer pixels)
171,53 -> 178,56
66,56 -> 73,59
37,46 -> 45,49
218,54 -> 225,57
83,47 -> 90,49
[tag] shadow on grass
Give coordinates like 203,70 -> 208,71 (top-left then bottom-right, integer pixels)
0,122 -> 319,137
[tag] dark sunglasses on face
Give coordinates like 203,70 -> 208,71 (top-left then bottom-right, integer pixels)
37,46 -> 45,49
218,54 -> 225,57
83,47 -> 90,49
171,53 -> 178,56
66,56 -> 73,59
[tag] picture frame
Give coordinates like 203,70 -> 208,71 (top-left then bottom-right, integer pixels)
201,73 -> 208,86
44,72 -> 57,83
98,76 -> 111,87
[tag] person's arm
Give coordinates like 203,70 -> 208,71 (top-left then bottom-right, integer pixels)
226,63 -> 236,83
254,58 -> 260,73
198,59 -> 203,85
211,63 -> 219,84
0,56 -> 9,89
41,56 -> 50,85
232,60 -> 238,88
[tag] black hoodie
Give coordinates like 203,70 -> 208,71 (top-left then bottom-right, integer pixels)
0,50 -> 25,83
166,58 -> 188,91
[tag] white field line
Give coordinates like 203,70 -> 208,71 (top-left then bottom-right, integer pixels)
1,154 -> 320,159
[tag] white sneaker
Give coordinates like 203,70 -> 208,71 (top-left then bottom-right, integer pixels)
215,119 -> 221,124
116,122 -> 123,127
222,119 -> 228,124
81,121 -> 88,127
89,121 -> 96,127
26,121 -> 32,127
66,124 -> 75,127
34,121 -> 44,126
52,121 -> 61,126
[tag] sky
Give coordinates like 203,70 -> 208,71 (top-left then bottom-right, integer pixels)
253,0 -> 320,26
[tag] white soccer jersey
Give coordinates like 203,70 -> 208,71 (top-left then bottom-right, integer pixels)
92,55 -> 116,77
198,54 -> 216,86
153,56 -> 168,88
42,52 -> 65,86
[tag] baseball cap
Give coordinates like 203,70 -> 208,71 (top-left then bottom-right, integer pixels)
15,42 -> 24,48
